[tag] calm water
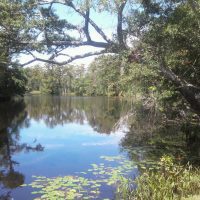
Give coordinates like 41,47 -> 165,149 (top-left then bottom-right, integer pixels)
0,96 -> 199,199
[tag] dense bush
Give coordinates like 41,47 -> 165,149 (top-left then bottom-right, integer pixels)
117,156 -> 200,200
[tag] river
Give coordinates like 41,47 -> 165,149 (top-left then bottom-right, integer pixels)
0,95 -> 199,199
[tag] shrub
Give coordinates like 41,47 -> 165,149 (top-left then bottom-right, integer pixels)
117,155 -> 200,200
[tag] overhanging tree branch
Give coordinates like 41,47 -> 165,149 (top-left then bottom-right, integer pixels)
19,40 -> 109,48
65,1 -> 112,43
8,0 -> 128,67
19,50 -> 107,66
39,0 -> 112,43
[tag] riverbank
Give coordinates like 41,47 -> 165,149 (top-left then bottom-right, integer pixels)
117,156 -> 200,200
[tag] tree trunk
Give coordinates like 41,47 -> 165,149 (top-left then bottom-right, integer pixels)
179,86 -> 200,112
159,57 -> 200,113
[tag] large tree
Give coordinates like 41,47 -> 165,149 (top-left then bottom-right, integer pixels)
12,0 -> 129,66
0,0 -> 38,99
1,0 -> 200,114
134,0 -> 200,113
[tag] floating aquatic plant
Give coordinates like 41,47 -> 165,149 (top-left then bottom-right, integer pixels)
21,155 -> 136,200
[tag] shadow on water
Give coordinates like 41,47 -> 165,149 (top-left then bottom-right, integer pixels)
0,100 -> 44,199
120,102 -> 200,165
25,96 -> 200,165
0,95 -> 199,199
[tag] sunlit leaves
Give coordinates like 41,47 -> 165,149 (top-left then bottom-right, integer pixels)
129,155 -> 200,200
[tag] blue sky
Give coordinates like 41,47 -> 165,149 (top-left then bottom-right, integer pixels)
20,1 -> 138,67
53,3 -> 117,30
20,3 -> 116,67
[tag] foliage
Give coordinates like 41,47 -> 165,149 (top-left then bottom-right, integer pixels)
26,53 -> 159,98
117,155 -> 200,200
143,0 -> 200,86
0,66 -> 27,98
0,0 -> 76,99
0,0 -> 200,115
86,55 -> 122,96
22,154 -> 200,200
126,0 -> 200,113
0,0 -> 36,99
25,65 -> 86,95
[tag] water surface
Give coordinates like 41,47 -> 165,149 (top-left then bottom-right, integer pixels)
0,96 -> 135,199
0,95 -> 199,199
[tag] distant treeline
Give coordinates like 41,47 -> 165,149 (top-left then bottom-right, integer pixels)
25,54 -> 152,97
1,0 -> 200,116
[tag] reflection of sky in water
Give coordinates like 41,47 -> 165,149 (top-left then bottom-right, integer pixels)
10,118 -> 128,200
0,96 -> 198,199
13,118 -> 127,179
20,119 -> 126,147
0,97 -> 132,200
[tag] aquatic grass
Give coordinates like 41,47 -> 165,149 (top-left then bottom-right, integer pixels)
117,155 -> 200,200
21,155 -> 200,200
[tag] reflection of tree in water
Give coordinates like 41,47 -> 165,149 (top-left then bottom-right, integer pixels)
26,96 -> 86,127
23,96 -> 200,164
0,100 -> 44,199
83,97 -> 130,134
25,96 -> 132,134
120,103 -> 200,165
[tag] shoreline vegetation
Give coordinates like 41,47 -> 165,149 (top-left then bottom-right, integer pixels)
0,0 -> 200,199
1,94 -> 200,199
117,156 -> 200,200
21,94 -> 200,199
21,154 -> 200,200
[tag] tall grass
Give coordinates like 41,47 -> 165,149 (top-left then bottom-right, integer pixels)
117,156 -> 200,200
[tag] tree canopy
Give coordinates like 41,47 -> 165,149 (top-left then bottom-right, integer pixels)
0,0 -> 200,114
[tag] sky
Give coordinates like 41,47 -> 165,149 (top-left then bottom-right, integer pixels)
20,2 -> 118,67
